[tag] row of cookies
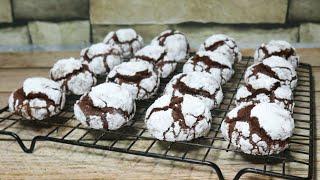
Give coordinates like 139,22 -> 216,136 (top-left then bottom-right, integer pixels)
221,40 -> 299,155
145,34 -> 242,141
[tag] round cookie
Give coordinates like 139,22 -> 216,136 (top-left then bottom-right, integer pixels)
50,58 -> 97,95
8,77 -> 65,120
80,43 -> 122,76
235,84 -> 294,112
254,40 -> 299,68
164,72 -> 223,110
221,102 -> 294,155
244,56 -> 298,90
107,61 -> 160,100
103,28 -> 143,59
199,34 -> 242,64
131,44 -> 177,78
145,94 -> 212,142
74,82 -> 136,130
183,51 -> 233,84
151,30 -> 189,62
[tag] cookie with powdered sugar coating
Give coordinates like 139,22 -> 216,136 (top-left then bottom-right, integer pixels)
151,30 -> 189,62
254,40 -> 299,68
183,51 -> 233,84
221,102 -> 294,155
235,84 -> 294,112
131,44 -> 177,78
164,72 -> 223,110
199,34 -> 242,64
80,43 -> 122,76
50,58 -> 96,95
8,77 -> 65,120
145,94 -> 212,142
74,82 -> 136,130
103,28 -> 143,59
244,56 -> 298,90
107,61 -> 160,100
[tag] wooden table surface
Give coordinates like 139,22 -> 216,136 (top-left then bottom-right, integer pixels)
0,49 -> 319,179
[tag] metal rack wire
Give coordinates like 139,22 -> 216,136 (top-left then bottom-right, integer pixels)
0,57 -> 315,180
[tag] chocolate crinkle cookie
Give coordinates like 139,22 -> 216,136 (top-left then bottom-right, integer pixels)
183,51 -> 233,84
50,58 -> 97,95
221,102 -> 294,155
103,28 -> 143,59
8,77 -> 66,120
151,30 -> 189,62
80,43 -> 122,76
199,34 -> 242,64
74,82 -> 136,130
254,40 -> 299,68
164,72 -> 223,110
244,56 -> 297,90
145,94 -> 212,142
235,84 -> 294,113
131,44 -> 177,78
107,61 -> 160,100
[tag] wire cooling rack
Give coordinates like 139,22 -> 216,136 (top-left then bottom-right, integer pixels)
0,56 -> 315,180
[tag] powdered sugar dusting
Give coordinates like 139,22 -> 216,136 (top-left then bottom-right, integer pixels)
23,77 -> 63,104
251,103 -> 294,140
145,94 -> 211,142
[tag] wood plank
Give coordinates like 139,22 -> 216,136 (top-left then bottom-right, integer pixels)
0,92 -> 10,108
0,68 -> 50,92
0,51 -> 79,68
0,48 -> 319,68
313,67 -> 320,91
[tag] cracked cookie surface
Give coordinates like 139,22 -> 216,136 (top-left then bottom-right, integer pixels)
151,30 -> 189,62
107,61 -> 160,100
8,77 -> 65,120
199,34 -> 242,64
183,51 -> 233,84
145,94 -> 212,142
254,40 -> 299,68
103,28 -> 143,59
80,43 -> 122,76
50,58 -> 97,95
244,56 -> 297,90
131,44 -> 177,78
221,102 -> 294,155
74,82 -> 136,130
164,72 -> 223,110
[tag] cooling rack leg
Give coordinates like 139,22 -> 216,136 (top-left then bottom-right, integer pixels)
0,131 -> 32,153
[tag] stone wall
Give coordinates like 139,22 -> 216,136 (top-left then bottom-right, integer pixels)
0,0 -> 319,49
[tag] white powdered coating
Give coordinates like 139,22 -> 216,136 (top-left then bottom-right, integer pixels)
8,77 -> 65,120
50,58 -> 96,95
145,94 -> 211,142
80,43 -> 122,76
199,34 -> 242,64
23,77 -> 63,104
221,102 -> 294,155
134,44 -> 165,60
164,72 -> 223,110
50,58 -> 82,79
132,44 -> 177,78
251,103 -> 294,140
254,40 -> 299,68
103,28 -> 144,59
235,85 -> 294,112
183,51 -> 233,84
74,82 -> 136,130
107,61 -> 160,100
244,56 -> 298,90
151,30 -> 189,62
